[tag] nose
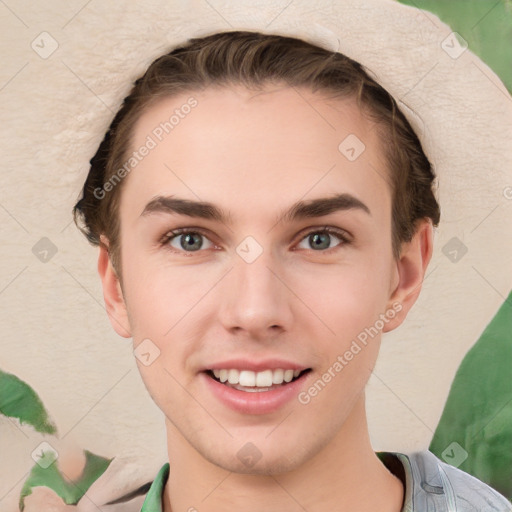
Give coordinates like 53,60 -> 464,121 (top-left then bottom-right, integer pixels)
217,243 -> 293,340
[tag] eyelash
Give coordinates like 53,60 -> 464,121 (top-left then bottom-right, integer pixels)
158,226 -> 352,255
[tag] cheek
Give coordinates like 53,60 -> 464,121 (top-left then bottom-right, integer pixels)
123,258 -> 219,370
292,258 -> 390,333
296,268 -> 386,408
126,266 -> 200,409
290,259 -> 390,395
120,244 -> 186,333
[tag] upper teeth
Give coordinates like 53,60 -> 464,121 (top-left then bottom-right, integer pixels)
211,369 -> 302,387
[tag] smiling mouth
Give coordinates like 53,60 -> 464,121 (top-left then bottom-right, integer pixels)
204,368 -> 312,392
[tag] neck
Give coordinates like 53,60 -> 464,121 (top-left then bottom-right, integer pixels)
162,396 -> 403,512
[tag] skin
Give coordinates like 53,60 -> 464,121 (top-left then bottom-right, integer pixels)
98,84 -> 433,511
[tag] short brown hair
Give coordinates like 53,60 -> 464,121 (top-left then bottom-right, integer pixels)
73,30 -> 440,283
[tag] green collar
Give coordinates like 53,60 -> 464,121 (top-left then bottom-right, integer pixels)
140,462 -> 170,511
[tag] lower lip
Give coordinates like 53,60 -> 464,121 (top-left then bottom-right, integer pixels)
201,371 -> 311,415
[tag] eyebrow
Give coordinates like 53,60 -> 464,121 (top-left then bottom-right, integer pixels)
139,193 -> 371,225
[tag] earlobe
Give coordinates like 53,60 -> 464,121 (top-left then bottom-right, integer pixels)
383,220 -> 434,333
97,236 -> 132,338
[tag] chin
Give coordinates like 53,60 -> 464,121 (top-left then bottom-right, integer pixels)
212,452 -> 303,476
197,434 -> 322,477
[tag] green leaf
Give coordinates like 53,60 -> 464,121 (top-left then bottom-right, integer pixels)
429,291 -> 512,500
0,369 -> 57,435
396,0 -> 512,93
19,449 -> 114,510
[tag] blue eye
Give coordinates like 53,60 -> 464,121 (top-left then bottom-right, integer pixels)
161,229 -> 214,253
160,226 -> 350,254
296,227 -> 350,251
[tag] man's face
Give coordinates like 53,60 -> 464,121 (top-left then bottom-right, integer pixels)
110,84 -> 405,473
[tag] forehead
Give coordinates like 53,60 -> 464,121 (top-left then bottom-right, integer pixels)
120,84 -> 390,227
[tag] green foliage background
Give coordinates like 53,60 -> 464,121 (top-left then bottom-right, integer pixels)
397,0 -> 512,92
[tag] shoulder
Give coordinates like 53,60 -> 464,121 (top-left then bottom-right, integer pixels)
397,450 -> 511,511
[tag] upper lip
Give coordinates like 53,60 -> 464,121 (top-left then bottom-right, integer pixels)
201,359 -> 310,372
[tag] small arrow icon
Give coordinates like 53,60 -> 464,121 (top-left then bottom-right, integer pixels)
31,31 -> 59,59
441,32 -> 467,59
236,236 -> 263,263
442,237 -> 467,263
338,134 -> 365,161
31,442 -> 58,468
32,237 -> 58,262
441,441 -> 467,467
134,339 -> 160,366
237,442 -> 262,467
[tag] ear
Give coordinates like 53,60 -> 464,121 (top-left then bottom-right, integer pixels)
383,219 -> 434,332
97,235 -> 132,338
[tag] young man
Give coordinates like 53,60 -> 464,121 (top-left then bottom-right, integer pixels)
73,30 -> 511,512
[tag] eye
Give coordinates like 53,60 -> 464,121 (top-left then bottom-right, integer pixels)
160,228 -> 215,253
295,227 -> 350,252
159,226 -> 351,255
